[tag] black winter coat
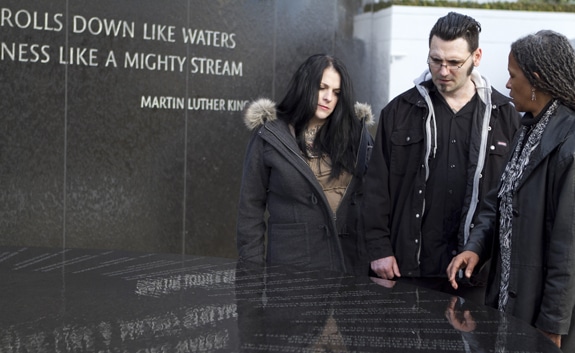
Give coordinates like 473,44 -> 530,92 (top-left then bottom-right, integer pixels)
236,99 -> 374,276
465,104 -> 575,351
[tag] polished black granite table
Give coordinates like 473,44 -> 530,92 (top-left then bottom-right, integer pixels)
0,246 -> 561,352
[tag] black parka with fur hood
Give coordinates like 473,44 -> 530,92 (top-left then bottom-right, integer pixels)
236,98 -> 374,275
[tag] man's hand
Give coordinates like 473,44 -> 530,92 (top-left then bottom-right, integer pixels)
370,276 -> 396,288
446,251 -> 479,290
370,256 -> 401,279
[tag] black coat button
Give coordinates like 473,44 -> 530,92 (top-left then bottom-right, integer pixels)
509,290 -> 517,298
512,209 -> 519,217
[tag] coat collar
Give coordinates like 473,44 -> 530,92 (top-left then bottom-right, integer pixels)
538,104 -> 575,156
515,104 -> 575,190
243,98 -> 374,130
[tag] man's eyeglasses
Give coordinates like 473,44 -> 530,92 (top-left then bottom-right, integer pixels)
427,53 -> 473,71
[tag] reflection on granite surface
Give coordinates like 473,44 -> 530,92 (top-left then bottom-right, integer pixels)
0,246 -> 560,352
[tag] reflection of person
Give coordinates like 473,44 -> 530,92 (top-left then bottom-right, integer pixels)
447,30 -> 575,351
362,12 -> 521,301
444,296 -> 492,353
234,261 -> 385,352
236,54 -> 374,275
445,296 -> 476,333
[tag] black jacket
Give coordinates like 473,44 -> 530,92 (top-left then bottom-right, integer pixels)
464,103 -> 575,349
236,99 -> 374,275
363,70 -> 521,277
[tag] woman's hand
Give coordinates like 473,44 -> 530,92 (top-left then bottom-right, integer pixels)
446,251 -> 479,290
540,329 -> 561,348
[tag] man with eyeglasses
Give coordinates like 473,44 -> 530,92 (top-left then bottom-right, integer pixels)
362,12 -> 521,303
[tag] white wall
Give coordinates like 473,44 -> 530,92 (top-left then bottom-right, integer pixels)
354,6 -> 575,114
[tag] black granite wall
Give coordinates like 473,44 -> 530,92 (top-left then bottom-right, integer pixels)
0,0 -> 370,258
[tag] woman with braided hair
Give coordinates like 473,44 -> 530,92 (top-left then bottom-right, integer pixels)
447,30 -> 575,351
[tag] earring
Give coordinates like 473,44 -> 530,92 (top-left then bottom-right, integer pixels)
531,88 -> 536,101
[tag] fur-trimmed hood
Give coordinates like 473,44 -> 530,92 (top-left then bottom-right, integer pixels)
243,98 -> 375,130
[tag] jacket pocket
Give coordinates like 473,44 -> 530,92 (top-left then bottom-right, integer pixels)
268,223 -> 310,266
488,139 -> 511,157
390,128 -> 424,175
483,138 -> 512,189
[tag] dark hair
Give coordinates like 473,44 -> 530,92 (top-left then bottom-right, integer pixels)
511,30 -> 575,111
276,54 -> 361,179
429,12 -> 481,53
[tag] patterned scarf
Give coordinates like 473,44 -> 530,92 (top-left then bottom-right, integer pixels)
496,100 -> 558,311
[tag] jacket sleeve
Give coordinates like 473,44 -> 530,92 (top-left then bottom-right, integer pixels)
535,148 -> 575,335
463,93 -> 520,259
236,128 -> 269,264
463,185 -> 498,259
362,108 -> 394,261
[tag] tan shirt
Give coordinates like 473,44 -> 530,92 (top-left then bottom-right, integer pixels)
303,124 -> 352,213
307,156 -> 352,214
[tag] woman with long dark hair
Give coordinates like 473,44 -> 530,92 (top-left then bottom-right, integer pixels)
236,54 -> 374,275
